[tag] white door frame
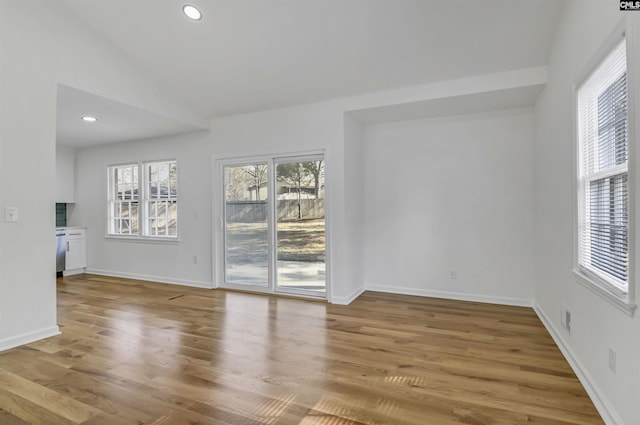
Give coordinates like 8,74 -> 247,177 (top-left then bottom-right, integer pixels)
211,150 -> 330,300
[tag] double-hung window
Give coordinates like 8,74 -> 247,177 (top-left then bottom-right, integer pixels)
108,160 -> 178,238
577,40 -> 628,296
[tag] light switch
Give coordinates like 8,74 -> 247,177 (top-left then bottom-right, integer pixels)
4,207 -> 18,223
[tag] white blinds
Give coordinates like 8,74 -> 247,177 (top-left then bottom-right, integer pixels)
577,39 -> 628,292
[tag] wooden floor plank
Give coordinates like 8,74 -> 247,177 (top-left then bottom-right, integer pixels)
0,407 -> 32,425
0,274 -> 604,425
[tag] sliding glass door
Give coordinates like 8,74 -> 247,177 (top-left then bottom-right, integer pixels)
217,154 -> 326,298
223,163 -> 269,287
275,159 -> 325,293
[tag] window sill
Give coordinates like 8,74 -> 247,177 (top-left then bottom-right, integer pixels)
104,235 -> 180,244
572,269 -> 636,317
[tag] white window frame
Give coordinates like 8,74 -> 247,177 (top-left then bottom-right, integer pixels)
107,163 -> 139,236
573,23 -> 637,316
107,159 -> 179,241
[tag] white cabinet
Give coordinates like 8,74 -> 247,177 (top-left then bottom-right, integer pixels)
64,228 -> 86,275
56,149 -> 75,203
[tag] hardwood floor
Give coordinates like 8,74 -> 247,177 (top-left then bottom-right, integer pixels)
0,274 -> 603,425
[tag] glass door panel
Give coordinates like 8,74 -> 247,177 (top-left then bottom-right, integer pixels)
223,164 -> 270,287
275,159 -> 326,294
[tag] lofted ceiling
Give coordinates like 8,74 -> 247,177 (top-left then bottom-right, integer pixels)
58,0 -> 563,118
58,0 -> 565,121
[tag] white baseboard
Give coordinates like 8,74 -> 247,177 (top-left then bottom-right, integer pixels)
0,325 -> 60,352
63,268 -> 85,277
534,305 -> 623,425
85,268 -> 213,289
365,284 -> 533,307
331,284 -> 366,305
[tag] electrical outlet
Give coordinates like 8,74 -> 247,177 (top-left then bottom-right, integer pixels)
4,206 -> 18,223
193,255 -> 199,264
561,304 -> 572,334
608,347 -> 617,374
448,270 -> 457,280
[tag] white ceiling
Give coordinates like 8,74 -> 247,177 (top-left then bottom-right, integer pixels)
58,0 -> 565,120
349,85 -> 545,124
56,85 -> 206,148
55,1 -> 564,148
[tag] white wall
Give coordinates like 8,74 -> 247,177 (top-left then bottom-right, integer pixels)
5,1 -> 629,420
533,2 -> 640,424
71,103 -> 366,302
0,0 -> 204,350
0,1 -> 545,340
75,101 -> 539,309
13,5 -> 628,421
341,114 -> 366,302
208,104 -> 353,302
71,131 -> 212,287
363,109 -> 536,305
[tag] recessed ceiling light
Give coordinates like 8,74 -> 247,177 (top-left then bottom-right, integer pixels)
182,5 -> 202,20
81,116 -> 97,122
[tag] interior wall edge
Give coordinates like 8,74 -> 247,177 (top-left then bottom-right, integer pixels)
0,326 -> 60,353
534,304 -> 624,425
331,284 -> 366,305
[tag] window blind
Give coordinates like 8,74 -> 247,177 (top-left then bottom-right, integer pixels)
577,39 -> 628,293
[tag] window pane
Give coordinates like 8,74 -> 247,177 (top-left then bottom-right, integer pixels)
223,164 -> 269,286
109,161 -> 177,238
275,160 -> 326,293
168,201 -> 177,219
143,161 -> 177,237
109,201 -> 139,235
108,165 -> 139,235
126,203 -> 139,235
577,39 -> 628,290
597,73 -> 627,169
589,174 -> 628,281
147,161 -> 176,200
151,200 -> 178,237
